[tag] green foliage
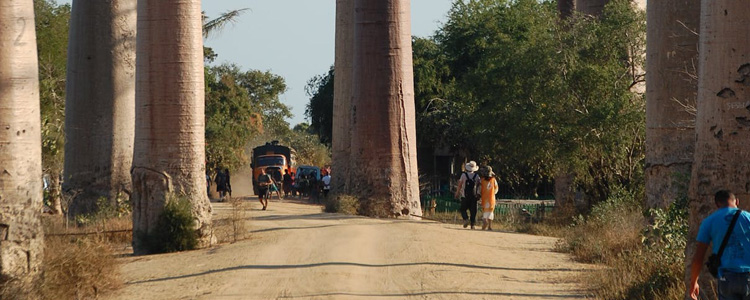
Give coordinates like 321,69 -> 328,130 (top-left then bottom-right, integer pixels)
436,0 -> 646,202
205,64 -> 293,171
559,186 -> 644,263
74,195 -> 132,225
205,64 -> 258,171
556,186 -> 687,299
305,67 -> 334,145
34,0 -> 70,175
138,196 -> 198,254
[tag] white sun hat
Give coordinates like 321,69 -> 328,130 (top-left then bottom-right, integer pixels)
465,161 -> 479,172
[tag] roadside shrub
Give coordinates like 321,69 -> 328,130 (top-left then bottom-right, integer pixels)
557,187 -> 644,263
138,196 -> 198,254
555,186 -> 687,300
323,194 -> 360,215
39,236 -> 121,299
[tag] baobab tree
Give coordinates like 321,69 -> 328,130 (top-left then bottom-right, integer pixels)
132,0 -> 212,253
332,0 -> 354,195
349,0 -> 421,217
687,0 -> 750,295
64,0 -> 137,217
0,0 -> 44,288
645,0 -> 699,209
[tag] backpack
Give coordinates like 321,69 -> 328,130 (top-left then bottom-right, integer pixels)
463,172 -> 479,198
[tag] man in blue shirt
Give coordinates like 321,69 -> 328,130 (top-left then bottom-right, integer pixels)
688,190 -> 750,300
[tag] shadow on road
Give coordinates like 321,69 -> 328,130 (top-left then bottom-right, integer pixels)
273,290 -> 588,299
128,261 -> 588,285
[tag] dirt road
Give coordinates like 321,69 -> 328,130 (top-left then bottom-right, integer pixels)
109,198 -> 591,300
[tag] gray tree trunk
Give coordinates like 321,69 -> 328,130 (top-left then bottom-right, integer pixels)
63,0 -> 137,217
687,1 -> 750,298
645,0 -> 699,210
350,0 -> 422,218
332,0 -> 354,195
0,0 -> 44,288
132,0 -> 213,254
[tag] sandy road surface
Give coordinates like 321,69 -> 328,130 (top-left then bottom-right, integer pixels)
109,198 -> 591,300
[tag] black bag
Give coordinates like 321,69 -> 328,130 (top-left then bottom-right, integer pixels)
706,209 -> 742,278
463,172 -> 479,198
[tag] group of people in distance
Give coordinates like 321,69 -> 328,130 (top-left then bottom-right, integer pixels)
256,167 -> 331,211
455,161 -> 498,231
206,168 -> 232,201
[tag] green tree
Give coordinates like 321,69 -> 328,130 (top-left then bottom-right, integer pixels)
35,0 -> 71,214
438,0 -> 645,202
305,67 -> 334,145
205,64 -> 258,171
204,64 -> 292,171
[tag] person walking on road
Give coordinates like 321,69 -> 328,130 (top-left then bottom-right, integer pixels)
257,168 -> 272,210
321,172 -> 331,198
224,168 -> 232,198
687,190 -> 750,300
214,167 -> 228,201
455,161 -> 481,229
479,166 -> 498,231
283,170 -> 293,197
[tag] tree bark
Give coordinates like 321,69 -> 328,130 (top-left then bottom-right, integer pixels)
48,174 -> 63,215
687,0 -> 750,297
0,0 -> 44,287
557,0 -> 576,19
576,0 -> 608,16
132,0 -> 212,254
645,0 -> 699,210
64,0 -> 137,217
350,0 -> 422,218
332,0 -> 354,195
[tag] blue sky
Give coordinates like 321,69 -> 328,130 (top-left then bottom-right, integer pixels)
56,0 -> 455,126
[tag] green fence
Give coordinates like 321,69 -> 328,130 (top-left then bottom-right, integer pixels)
423,196 -> 554,217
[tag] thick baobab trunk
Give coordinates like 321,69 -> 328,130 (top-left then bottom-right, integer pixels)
332,0 -> 354,195
687,1 -> 750,297
0,0 -> 44,287
64,0 -> 137,217
132,0 -> 212,254
350,0 -> 421,217
645,0 -> 699,209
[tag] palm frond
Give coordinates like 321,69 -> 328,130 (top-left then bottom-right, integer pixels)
203,8 -> 250,39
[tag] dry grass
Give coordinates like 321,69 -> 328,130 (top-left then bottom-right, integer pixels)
552,189 -> 687,300
582,249 -> 684,300
42,215 -> 133,245
39,236 -> 122,299
214,196 -> 251,244
322,194 -> 359,215
2,215 -> 130,300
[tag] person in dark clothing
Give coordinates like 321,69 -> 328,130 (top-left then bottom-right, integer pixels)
455,161 -> 480,229
214,167 -> 228,201
224,168 -> 232,198
282,170 -> 293,197
257,168 -> 272,210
